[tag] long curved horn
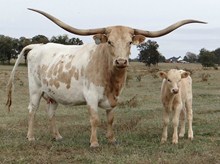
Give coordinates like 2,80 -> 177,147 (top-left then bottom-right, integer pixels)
134,20 -> 207,38
28,8 -> 106,36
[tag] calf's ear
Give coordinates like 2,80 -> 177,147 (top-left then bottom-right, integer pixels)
93,34 -> 108,44
181,71 -> 190,78
158,71 -> 167,79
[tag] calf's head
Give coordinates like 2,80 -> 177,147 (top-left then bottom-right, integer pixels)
159,69 -> 190,94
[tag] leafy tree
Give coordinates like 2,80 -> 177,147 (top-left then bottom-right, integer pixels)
159,55 -> 166,63
50,34 -> 83,45
213,48 -> 220,64
69,37 -> 83,45
137,40 -> 163,66
198,48 -> 216,67
32,35 -> 49,44
0,35 -> 18,64
184,52 -> 198,63
18,37 -> 31,64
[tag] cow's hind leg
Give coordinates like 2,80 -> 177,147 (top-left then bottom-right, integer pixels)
46,100 -> 62,141
27,92 -> 41,141
106,109 -> 116,145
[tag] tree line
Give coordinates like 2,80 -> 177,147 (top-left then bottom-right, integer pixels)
137,40 -> 220,67
184,48 -> 220,67
1,34 -> 219,67
0,34 -> 83,64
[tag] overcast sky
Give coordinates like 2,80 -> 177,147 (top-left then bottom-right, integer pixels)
0,0 -> 219,59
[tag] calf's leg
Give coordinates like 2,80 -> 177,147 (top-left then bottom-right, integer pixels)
161,109 -> 169,143
179,108 -> 186,138
186,100 -> 193,140
172,104 -> 181,144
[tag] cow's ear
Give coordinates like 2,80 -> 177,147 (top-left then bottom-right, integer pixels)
158,71 -> 167,79
181,71 -> 190,78
132,35 -> 146,45
93,34 -> 108,44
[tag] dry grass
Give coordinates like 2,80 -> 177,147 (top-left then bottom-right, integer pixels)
0,62 -> 220,163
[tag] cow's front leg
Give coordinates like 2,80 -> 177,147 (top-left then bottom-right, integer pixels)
106,109 -> 116,145
88,106 -> 100,148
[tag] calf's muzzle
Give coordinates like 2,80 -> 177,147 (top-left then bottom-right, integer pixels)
172,88 -> 179,94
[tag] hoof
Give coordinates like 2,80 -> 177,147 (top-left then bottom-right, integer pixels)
188,136 -> 193,141
27,136 -> 35,141
161,138 -> 167,144
179,133 -> 185,138
108,138 -> 118,145
55,135 -> 63,141
188,133 -> 194,140
90,142 -> 99,148
172,140 -> 178,144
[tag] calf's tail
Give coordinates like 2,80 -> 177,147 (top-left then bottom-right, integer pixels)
6,44 -> 42,111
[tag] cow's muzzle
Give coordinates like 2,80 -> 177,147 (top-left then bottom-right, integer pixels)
114,58 -> 128,68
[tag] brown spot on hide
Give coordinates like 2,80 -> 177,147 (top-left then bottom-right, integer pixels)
37,60 -> 79,89
37,65 -> 48,80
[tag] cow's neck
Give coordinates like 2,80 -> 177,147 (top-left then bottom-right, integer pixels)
106,66 -> 127,107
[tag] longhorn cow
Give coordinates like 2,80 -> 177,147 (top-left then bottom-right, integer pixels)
6,8 -> 206,147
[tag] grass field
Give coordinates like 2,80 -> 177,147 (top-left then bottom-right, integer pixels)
0,62 -> 220,163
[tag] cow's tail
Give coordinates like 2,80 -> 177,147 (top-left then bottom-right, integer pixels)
6,44 -> 42,111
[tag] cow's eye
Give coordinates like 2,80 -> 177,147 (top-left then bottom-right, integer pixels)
108,41 -> 114,46
167,79 -> 171,82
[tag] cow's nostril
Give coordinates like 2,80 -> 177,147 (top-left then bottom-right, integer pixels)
115,59 -> 128,68
115,60 -> 120,65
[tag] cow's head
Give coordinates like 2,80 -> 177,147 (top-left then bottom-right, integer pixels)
28,8 -> 206,69
159,69 -> 190,94
93,26 -> 145,68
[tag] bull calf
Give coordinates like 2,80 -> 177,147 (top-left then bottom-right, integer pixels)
158,69 -> 193,144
